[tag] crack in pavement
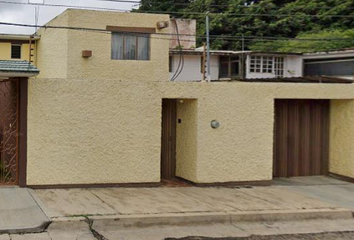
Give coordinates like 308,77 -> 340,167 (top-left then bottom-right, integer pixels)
84,217 -> 109,240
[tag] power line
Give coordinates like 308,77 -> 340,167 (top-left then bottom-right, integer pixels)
138,10 -> 354,18
1,0 -> 354,18
82,0 -> 354,10
0,21 -> 351,53
1,21 -> 354,44
0,0 -> 130,12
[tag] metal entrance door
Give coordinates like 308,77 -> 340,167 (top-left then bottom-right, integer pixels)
274,99 -> 330,178
161,99 -> 177,180
0,79 -> 19,185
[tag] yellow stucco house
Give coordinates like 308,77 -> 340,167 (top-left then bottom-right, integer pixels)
1,9 -> 354,188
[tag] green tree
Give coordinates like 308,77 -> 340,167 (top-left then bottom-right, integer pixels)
250,29 -> 354,53
135,0 -> 354,52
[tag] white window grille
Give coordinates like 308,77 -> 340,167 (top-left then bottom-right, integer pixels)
250,56 -> 273,73
274,57 -> 285,77
250,56 -> 262,73
250,56 -> 285,77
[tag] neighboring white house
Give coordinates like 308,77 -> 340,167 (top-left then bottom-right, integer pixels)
169,19 -> 353,82
169,49 -> 303,81
169,49 -> 245,81
246,52 -> 303,79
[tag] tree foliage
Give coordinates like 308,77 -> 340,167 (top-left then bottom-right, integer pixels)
135,0 -> 354,52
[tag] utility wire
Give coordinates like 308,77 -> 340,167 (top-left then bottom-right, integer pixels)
0,0 -> 130,12
1,21 -> 352,53
1,21 -> 354,43
1,0 -> 354,18
80,0 -> 354,10
0,21 -> 349,53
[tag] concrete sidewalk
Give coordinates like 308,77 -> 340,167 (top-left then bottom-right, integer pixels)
30,185 -> 353,230
0,188 -> 50,234
1,181 -> 354,239
274,176 -> 354,211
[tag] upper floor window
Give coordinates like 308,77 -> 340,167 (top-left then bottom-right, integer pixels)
250,55 -> 284,77
111,32 -> 150,61
11,44 -> 21,59
274,57 -> 284,77
220,56 -> 240,79
250,56 -> 262,73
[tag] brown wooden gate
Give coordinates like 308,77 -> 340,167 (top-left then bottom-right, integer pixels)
274,99 -> 330,178
0,79 -> 19,185
161,99 -> 177,180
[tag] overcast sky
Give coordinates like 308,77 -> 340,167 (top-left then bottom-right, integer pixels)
0,0 -> 139,34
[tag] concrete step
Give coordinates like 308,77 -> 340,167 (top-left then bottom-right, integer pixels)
48,208 -> 353,231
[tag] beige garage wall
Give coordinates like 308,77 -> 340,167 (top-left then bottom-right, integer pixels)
330,100 -> 354,179
27,79 -> 162,185
27,80 -> 354,185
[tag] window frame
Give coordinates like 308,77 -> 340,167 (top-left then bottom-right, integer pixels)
219,56 -> 240,79
111,32 -> 151,61
274,57 -> 285,78
250,55 -> 284,77
11,44 -> 22,59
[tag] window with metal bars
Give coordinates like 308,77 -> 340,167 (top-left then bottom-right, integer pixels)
11,44 -> 21,59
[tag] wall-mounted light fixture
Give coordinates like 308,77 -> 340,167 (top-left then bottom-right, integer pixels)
211,120 -> 220,129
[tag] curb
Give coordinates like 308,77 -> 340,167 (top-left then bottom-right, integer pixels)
48,208 -> 353,231
0,221 -> 51,235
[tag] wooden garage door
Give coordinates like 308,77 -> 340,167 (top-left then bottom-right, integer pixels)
274,99 -> 330,178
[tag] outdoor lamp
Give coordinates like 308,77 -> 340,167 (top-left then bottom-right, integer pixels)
211,120 -> 220,129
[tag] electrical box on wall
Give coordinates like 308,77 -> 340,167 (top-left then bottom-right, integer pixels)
82,50 -> 92,58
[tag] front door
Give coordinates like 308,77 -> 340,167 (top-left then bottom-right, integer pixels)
274,99 -> 330,178
160,99 -> 177,180
0,79 -> 19,185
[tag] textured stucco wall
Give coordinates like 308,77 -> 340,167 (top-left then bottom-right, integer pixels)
27,78 -> 354,185
35,9 -> 170,81
176,99 -> 198,182
27,79 -> 162,185
36,11 -> 69,79
330,100 -> 354,179
27,9 -> 354,186
65,10 -> 170,81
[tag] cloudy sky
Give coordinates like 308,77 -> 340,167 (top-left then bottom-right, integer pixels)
0,0 -> 139,34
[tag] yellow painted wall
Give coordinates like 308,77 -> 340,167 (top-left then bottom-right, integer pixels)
35,9 -> 170,81
27,9 -> 354,185
26,79 -> 354,185
0,43 -> 11,60
176,99 -> 198,182
36,10 -> 69,79
0,42 -> 35,63
330,100 -> 354,179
